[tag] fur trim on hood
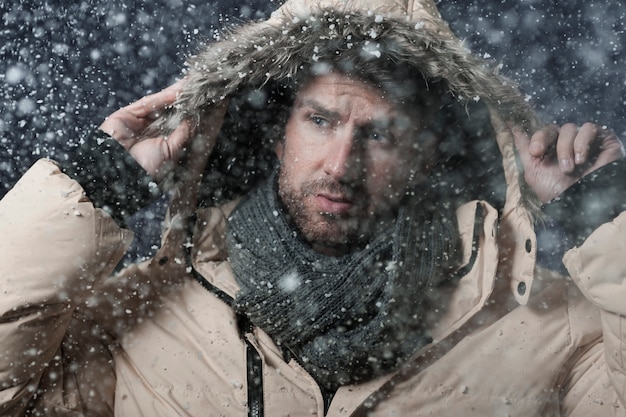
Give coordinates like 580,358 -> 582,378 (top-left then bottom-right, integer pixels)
165,5 -> 536,127
154,3 -> 540,209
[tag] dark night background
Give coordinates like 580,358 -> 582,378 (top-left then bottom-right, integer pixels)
2,0 -> 625,259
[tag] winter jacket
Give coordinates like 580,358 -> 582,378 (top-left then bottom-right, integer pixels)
2,0 -> 626,416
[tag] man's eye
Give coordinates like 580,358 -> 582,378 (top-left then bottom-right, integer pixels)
310,116 -> 330,127
368,130 -> 389,143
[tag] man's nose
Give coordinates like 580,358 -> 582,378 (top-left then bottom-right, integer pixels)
323,129 -> 362,182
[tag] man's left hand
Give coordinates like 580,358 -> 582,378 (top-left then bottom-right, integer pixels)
100,80 -> 190,182
513,122 -> 625,204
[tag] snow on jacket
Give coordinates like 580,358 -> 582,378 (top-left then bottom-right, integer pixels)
2,0 -> 626,416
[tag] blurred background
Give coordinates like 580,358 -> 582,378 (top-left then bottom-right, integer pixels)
2,0 -> 624,258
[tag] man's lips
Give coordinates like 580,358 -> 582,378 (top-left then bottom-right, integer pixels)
314,193 -> 355,214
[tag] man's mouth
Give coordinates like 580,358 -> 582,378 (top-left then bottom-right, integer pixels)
314,193 -> 355,214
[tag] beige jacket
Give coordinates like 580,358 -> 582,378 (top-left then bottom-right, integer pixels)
1,0 -> 626,416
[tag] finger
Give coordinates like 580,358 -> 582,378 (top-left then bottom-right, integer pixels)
528,124 -> 559,158
163,119 -> 193,160
126,79 -> 186,119
584,128 -> 626,172
99,114 -> 145,144
555,123 -> 578,174
572,122 -> 598,165
599,127 -> 626,157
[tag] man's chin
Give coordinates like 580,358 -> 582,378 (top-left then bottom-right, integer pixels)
300,222 -> 372,255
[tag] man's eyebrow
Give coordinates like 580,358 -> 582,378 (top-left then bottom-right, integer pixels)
298,99 -> 340,120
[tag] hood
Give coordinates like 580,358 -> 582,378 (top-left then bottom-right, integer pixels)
155,0 -> 539,209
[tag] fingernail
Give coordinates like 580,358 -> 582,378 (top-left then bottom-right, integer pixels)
560,158 -> 572,171
529,142 -> 543,154
575,152 -> 583,164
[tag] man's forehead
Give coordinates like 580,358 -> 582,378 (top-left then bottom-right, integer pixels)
295,73 -> 404,119
299,72 -> 386,98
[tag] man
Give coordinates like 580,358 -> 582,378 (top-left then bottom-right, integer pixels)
2,1 -> 626,416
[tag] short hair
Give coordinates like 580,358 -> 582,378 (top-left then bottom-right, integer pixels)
289,37 -> 449,129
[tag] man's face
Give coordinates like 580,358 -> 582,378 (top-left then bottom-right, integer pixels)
277,72 -> 433,255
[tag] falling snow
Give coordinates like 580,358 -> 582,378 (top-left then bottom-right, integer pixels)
3,1 -> 624,203
0,3 -> 625,412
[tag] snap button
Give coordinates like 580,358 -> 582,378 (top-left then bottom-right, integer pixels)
525,239 -> 532,253
517,281 -> 527,296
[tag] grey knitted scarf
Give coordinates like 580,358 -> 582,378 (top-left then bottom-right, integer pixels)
227,171 -> 459,390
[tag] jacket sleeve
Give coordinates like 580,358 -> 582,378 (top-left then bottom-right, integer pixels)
558,210 -> 626,414
541,160 -> 626,411
60,128 -> 163,225
536,160 -> 626,273
0,158 -> 133,415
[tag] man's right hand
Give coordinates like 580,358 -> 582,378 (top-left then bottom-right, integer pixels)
513,122 -> 625,204
99,79 -> 192,182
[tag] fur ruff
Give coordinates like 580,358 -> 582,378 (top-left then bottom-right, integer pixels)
152,6 -> 542,213
158,7 -> 538,131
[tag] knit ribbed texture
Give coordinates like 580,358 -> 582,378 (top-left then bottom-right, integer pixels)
227,170 -> 460,390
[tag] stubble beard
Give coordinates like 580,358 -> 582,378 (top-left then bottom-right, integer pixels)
277,172 -> 373,251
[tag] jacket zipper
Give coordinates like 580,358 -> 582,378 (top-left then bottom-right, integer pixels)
246,339 -> 264,417
184,221 -> 265,417
189,261 -> 266,417
243,318 -> 264,417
